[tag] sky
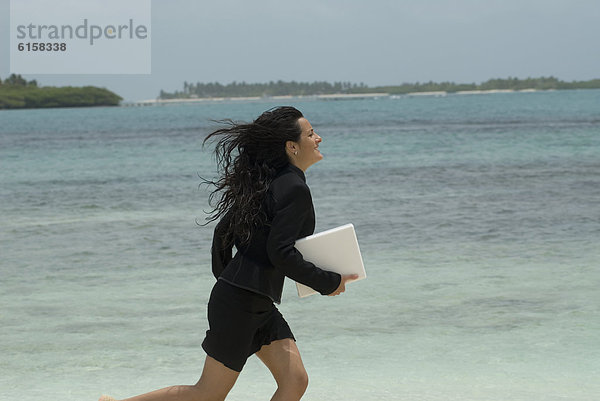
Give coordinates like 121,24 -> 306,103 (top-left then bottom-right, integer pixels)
1,0 -> 599,101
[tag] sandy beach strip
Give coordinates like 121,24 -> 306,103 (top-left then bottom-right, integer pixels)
314,92 -> 389,99
456,89 -> 516,95
125,89 -> 548,106
126,92 -> 390,106
405,91 -> 447,96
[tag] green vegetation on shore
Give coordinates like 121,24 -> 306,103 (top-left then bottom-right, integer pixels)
0,74 -> 122,109
159,76 -> 600,99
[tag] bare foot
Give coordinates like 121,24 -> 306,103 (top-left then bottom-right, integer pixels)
98,396 -> 117,401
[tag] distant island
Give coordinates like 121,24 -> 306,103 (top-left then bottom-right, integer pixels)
0,74 -> 122,110
157,77 -> 600,100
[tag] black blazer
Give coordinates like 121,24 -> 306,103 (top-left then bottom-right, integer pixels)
211,164 -> 341,303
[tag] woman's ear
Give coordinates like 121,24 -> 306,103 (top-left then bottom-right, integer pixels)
285,140 -> 298,155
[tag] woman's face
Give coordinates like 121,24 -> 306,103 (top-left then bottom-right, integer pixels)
289,117 -> 323,171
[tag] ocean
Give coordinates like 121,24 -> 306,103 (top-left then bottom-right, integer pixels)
1,90 -> 599,401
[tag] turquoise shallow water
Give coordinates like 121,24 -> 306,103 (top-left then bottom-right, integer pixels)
1,90 -> 600,400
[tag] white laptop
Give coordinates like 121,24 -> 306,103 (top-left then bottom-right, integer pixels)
294,223 -> 366,298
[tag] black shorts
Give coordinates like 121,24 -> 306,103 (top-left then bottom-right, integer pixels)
202,279 -> 295,372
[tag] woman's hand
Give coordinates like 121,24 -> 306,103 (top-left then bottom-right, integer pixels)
328,274 -> 359,296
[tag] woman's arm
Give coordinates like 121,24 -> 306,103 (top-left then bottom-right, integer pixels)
210,212 -> 233,279
266,183 -> 341,295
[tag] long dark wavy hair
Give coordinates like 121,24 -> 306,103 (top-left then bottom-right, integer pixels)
202,106 -> 304,244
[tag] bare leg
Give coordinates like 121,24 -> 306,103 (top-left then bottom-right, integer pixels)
100,355 -> 239,401
255,338 -> 309,401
